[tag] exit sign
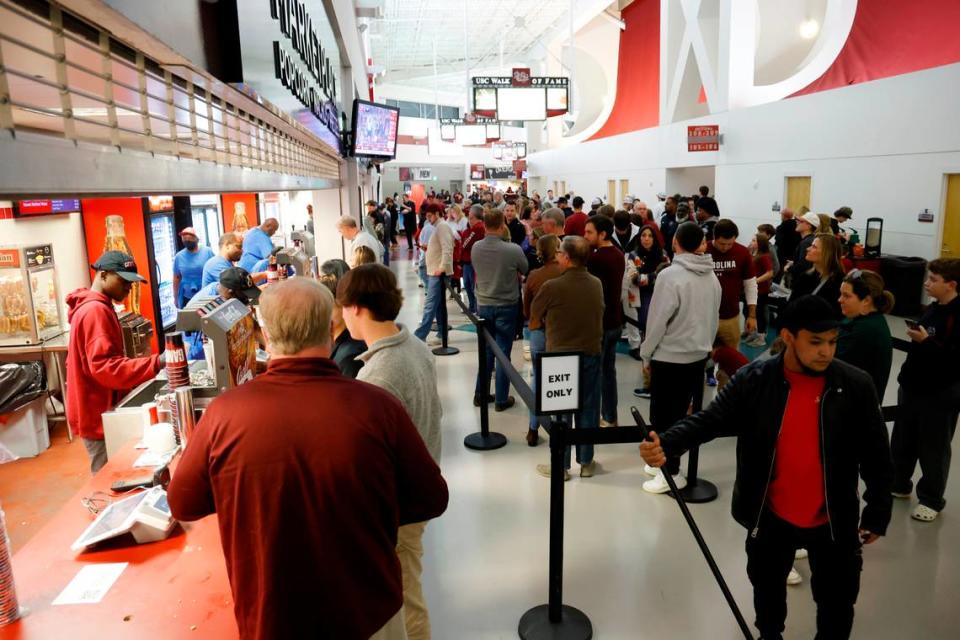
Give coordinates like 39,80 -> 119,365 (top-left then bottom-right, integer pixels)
688,125 -> 719,152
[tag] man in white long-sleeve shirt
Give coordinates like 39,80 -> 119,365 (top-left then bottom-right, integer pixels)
413,204 -> 455,345
337,215 -> 383,264
639,221 -> 721,494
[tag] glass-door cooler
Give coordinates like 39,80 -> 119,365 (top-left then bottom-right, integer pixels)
0,244 -> 65,346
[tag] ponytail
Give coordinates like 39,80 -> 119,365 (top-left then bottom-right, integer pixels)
876,290 -> 895,315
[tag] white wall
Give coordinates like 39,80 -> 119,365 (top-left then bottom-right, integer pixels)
666,166 -> 715,199
529,62 -> 960,258
0,208 -> 90,295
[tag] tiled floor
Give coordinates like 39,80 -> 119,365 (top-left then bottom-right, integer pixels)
4,248 -> 959,639
0,424 -> 88,553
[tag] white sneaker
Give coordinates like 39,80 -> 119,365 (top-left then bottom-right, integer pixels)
643,464 -> 658,477
642,470 -> 687,494
794,548 -> 808,560
912,504 -> 939,522
787,567 -> 802,585
523,344 -> 531,361
427,336 -> 442,346
599,418 -> 617,428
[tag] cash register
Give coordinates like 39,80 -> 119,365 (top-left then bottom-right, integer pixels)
71,486 -> 176,552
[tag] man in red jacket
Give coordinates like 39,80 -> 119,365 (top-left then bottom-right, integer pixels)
66,251 -> 161,473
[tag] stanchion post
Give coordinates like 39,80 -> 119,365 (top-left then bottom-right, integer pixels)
463,318 -> 507,451
518,416 -> 592,640
676,376 -> 718,504
432,274 -> 459,356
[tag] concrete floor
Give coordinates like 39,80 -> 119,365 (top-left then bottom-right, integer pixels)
4,247 -> 959,638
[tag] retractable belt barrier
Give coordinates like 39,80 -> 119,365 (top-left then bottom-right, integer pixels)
445,283 -> 751,639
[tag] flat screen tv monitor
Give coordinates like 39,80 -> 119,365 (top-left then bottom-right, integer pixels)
351,99 -> 400,159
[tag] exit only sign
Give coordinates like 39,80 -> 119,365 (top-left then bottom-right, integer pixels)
688,125 -> 719,152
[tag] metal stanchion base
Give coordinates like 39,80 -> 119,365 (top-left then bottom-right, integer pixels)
432,346 -> 460,356
673,478 -> 719,504
518,605 -> 593,640
463,431 -> 508,450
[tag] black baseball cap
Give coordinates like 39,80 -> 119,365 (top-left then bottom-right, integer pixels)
219,267 -> 261,305
780,295 -> 841,334
92,251 -> 146,282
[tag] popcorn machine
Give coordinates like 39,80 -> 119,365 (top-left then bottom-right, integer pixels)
0,244 -> 66,346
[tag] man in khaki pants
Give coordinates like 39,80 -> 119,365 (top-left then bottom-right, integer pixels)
705,219 -> 757,386
339,264 -> 445,640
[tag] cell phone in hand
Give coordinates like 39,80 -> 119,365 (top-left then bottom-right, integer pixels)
905,320 -> 920,330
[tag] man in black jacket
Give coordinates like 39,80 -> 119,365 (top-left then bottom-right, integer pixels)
640,295 -> 892,640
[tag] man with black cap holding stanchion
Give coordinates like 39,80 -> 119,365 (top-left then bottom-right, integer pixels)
639,295 -> 893,640
66,251 -> 164,473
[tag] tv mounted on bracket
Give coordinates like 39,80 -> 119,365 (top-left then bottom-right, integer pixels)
350,99 -> 400,160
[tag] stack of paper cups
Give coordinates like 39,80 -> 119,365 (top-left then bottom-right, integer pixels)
0,503 -> 20,626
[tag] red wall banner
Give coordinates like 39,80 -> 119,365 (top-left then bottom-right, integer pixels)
588,0 -> 660,141
792,0 -> 960,98
220,194 -> 259,238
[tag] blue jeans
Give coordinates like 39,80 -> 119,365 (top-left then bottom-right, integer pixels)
527,328 -> 547,432
414,275 -> 443,340
560,353 -> 602,469
462,263 -> 478,313
418,262 -> 428,289
600,327 -> 621,424
474,304 -> 519,404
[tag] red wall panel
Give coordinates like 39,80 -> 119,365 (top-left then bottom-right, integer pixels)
588,0 -> 660,141
791,0 -> 960,97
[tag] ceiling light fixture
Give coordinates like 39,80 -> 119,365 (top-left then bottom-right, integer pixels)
799,19 -> 820,40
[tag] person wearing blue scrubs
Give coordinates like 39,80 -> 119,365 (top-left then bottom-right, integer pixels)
184,266 -> 262,360
201,232 -> 243,287
238,218 -> 279,272
173,227 -> 215,308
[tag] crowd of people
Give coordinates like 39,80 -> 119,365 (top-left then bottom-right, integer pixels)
374,183 -> 960,639
61,185 -> 960,640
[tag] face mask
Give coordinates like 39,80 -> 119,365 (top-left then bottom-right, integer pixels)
184,240 -> 198,250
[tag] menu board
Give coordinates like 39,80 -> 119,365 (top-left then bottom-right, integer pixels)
14,199 -> 81,217
25,244 -> 54,268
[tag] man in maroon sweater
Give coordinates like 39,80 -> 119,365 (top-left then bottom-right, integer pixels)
460,204 -> 486,313
585,215 -> 626,427
167,278 -> 448,640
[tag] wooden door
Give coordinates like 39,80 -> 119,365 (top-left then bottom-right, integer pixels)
942,174 -> 960,257
785,176 -> 811,212
607,180 -> 617,207
619,179 -> 630,205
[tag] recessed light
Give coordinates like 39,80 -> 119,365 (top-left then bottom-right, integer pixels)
799,19 -> 819,39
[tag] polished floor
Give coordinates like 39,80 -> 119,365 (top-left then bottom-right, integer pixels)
3,250 -> 959,638
387,250 -> 960,639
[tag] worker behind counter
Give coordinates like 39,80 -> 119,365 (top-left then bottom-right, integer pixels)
238,218 -> 279,272
172,227 -> 214,308
167,278 -> 448,640
185,266 -> 264,360
66,251 -> 163,474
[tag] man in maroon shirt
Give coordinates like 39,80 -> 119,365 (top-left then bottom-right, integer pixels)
585,215 -> 626,427
710,219 -> 758,350
460,204 -> 486,313
167,278 -> 448,640
641,295 -> 892,640
563,196 -> 589,237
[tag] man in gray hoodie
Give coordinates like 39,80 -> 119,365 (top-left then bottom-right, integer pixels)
639,221 -> 721,494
